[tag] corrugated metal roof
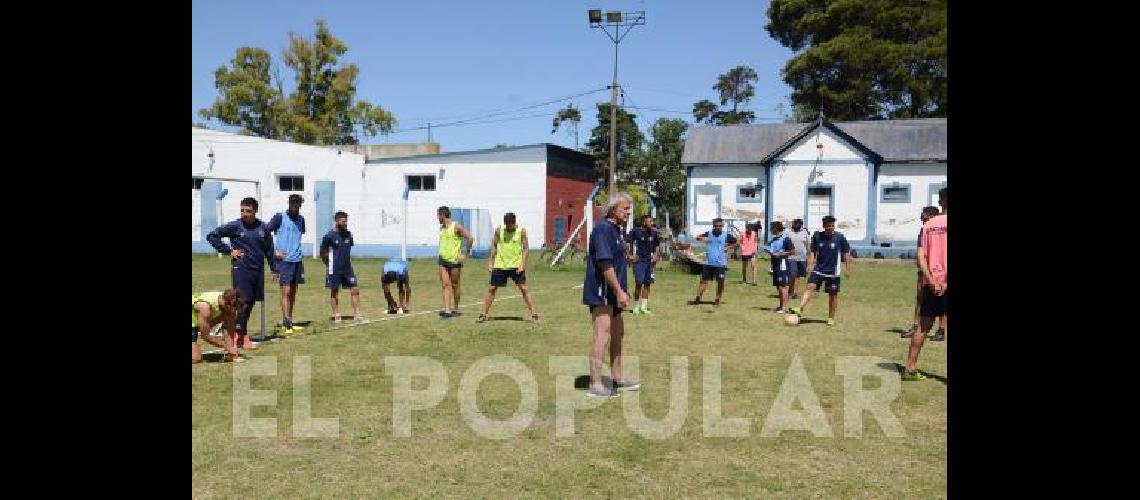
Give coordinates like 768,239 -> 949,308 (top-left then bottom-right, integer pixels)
682,118 -> 946,164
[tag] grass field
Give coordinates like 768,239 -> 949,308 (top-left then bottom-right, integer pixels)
192,253 -> 946,498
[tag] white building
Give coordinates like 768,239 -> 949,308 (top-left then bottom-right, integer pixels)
192,128 -> 597,257
682,118 -> 946,257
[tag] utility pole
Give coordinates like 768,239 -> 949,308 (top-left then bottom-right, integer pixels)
588,9 -> 645,192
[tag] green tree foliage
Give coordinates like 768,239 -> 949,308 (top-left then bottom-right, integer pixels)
551,104 -> 582,149
200,19 -> 395,145
585,103 -> 645,180
629,118 -> 688,231
766,0 -> 947,121
692,66 -> 759,125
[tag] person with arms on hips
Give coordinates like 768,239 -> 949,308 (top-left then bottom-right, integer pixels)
689,218 -> 737,307
206,196 -> 276,353
266,194 -> 307,336
788,215 -> 853,326
437,206 -> 474,319
381,259 -> 411,315
320,211 -> 364,323
583,193 -> 641,398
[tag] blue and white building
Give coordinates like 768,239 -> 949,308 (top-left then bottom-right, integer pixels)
682,118 -> 946,256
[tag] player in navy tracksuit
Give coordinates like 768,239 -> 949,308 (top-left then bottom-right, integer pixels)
583,193 -> 641,398
320,211 -> 363,322
206,197 -> 276,350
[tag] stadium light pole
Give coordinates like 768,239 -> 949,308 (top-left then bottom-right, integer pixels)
588,9 -> 645,192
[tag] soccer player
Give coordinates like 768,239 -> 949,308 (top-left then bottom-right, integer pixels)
206,196 -> 276,351
192,289 -> 244,364
320,211 -> 364,323
478,213 -> 540,324
736,221 -> 760,285
266,194 -> 306,335
786,218 -> 811,299
437,206 -> 474,319
627,214 -> 661,314
788,215 -> 853,326
903,187 -> 947,381
584,193 -> 641,398
903,206 -> 947,340
381,259 -> 411,315
690,218 -> 737,307
763,221 -> 796,313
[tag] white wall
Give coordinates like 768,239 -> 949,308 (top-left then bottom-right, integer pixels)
687,164 -> 766,235
770,129 -> 871,240
192,128 -> 365,247
354,160 -> 548,248
875,163 -> 947,243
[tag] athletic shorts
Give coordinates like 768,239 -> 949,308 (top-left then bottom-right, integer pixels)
701,265 -> 727,281
808,273 -> 841,294
191,326 -> 199,343
232,268 -> 265,302
490,269 -> 526,286
588,304 -> 623,316
382,272 -> 409,285
741,254 -> 755,261
326,270 -> 358,290
920,286 -> 948,317
792,260 -> 808,277
633,260 -> 655,285
771,268 -> 791,287
438,257 -> 463,269
277,260 -> 306,285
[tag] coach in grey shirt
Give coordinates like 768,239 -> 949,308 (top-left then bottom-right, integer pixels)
786,219 -> 811,299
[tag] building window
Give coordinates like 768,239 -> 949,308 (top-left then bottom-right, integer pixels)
278,175 -> 304,192
736,184 -> 764,203
407,174 -> 436,191
881,184 -> 911,203
192,177 -> 204,190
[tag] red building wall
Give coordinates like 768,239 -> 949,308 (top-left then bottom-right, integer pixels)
545,176 -> 596,248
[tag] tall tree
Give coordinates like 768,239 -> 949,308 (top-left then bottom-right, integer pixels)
691,66 -> 759,125
766,0 -> 947,121
280,19 -> 394,144
630,118 -> 688,231
585,102 -> 644,181
198,47 -> 285,138
551,104 -> 582,149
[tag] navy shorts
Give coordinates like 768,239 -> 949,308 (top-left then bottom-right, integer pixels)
588,304 -> 623,316
792,260 -> 808,277
701,265 -> 727,281
232,268 -> 265,302
771,268 -> 791,287
277,260 -> 306,285
439,257 -> 463,269
326,270 -> 358,290
920,286 -> 948,317
633,260 -> 655,285
491,269 -> 526,286
382,272 -> 408,285
191,326 -> 199,343
741,254 -> 755,261
808,273 -> 841,294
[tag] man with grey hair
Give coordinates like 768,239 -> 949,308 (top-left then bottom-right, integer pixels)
583,192 -> 640,398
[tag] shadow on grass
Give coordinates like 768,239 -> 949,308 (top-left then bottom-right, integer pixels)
877,362 -> 947,385
885,328 -> 911,335
489,316 -> 526,322
573,375 -> 615,389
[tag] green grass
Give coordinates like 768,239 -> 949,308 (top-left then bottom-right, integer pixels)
192,254 -> 946,498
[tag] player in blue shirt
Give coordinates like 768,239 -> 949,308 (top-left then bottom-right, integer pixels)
320,211 -> 364,323
689,218 -> 738,307
627,214 -> 660,315
381,259 -> 411,314
266,194 -> 307,335
763,221 -> 797,314
583,193 -> 640,398
206,197 -> 276,352
789,216 -> 854,326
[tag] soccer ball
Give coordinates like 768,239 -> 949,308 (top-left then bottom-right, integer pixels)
784,314 -> 801,326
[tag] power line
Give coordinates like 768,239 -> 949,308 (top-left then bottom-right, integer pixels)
394,87 -> 608,130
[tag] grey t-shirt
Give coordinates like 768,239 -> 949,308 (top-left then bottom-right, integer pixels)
787,228 -> 811,262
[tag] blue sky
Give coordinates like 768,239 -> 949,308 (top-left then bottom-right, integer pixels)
192,0 -> 796,152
